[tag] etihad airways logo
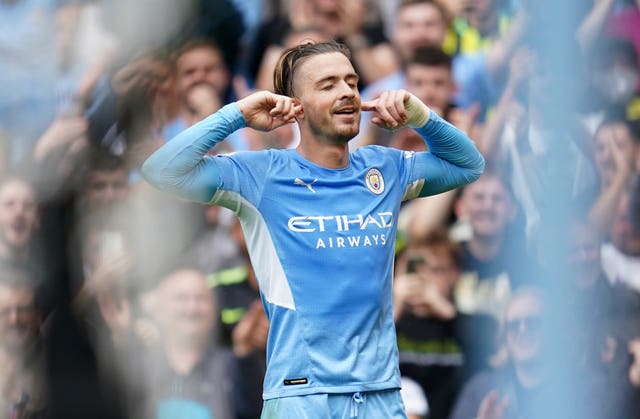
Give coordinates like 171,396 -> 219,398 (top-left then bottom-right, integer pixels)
288,212 -> 394,249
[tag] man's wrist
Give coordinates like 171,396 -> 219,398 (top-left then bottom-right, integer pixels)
405,94 -> 431,128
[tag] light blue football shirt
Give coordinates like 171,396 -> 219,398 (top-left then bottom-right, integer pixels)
142,103 -> 484,400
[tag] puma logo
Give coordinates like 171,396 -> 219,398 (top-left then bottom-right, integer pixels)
294,178 -> 318,193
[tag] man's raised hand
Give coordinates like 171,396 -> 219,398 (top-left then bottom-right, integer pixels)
361,90 -> 431,130
237,91 -> 302,132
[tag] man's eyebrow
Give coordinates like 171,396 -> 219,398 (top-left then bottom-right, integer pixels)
315,73 -> 360,85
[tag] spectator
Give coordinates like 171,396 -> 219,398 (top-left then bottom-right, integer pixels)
354,2 -> 466,149
357,0 -> 453,105
562,218 -> 640,364
0,175 -> 40,273
79,150 -> 130,213
586,117 -> 640,236
446,0 -> 515,56
354,0 -> 486,149
108,51 -> 178,164
450,288 -> 545,419
601,189 -> 640,293
142,267 -> 244,419
393,227 -> 463,419
205,218 -> 267,419
451,0 -> 530,121
159,38 -> 252,153
403,45 -> 482,142
584,37 -> 640,128
391,0 -> 452,65
0,266 -> 48,418
452,172 -> 531,317
172,39 -> 230,125
451,172 -> 537,379
450,286 -> 635,419
479,41 -> 597,240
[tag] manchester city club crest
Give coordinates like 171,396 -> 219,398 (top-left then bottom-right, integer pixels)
365,168 -> 384,194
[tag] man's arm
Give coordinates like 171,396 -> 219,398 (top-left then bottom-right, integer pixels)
141,91 -> 300,203
412,110 -> 485,197
363,90 -> 485,197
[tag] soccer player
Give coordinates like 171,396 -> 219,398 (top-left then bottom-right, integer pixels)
142,41 -> 484,418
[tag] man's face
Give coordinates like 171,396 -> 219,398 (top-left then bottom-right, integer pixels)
505,293 -> 543,363
294,52 -> 361,144
0,285 -> 40,353
405,245 -> 459,297
567,222 -> 602,288
406,63 -> 455,115
175,46 -> 229,102
157,270 -> 215,344
458,175 -> 514,238
0,179 -> 38,253
85,169 -> 129,209
393,3 -> 447,62
594,122 -> 638,187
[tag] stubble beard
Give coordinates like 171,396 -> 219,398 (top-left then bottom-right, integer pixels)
308,114 -> 360,145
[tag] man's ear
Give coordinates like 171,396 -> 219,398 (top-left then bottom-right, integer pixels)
293,98 -> 304,120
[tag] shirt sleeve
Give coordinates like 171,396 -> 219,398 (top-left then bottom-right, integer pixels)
412,111 -> 485,197
141,103 -> 246,203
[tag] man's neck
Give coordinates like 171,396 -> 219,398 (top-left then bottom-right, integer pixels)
296,140 -> 349,169
164,339 -> 208,375
514,359 -> 544,389
468,233 -> 503,261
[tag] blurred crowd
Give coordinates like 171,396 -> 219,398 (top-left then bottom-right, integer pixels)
1,0 -> 640,418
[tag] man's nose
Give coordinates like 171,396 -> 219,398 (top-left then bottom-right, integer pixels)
194,69 -> 208,82
103,185 -> 118,201
339,81 -> 355,97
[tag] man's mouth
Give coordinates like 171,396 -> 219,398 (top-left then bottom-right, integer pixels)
10,220 -> 27,235
334,107 -> 357,116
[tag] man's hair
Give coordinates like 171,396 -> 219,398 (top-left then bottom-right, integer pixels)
406,46 -> 452,71
595,116 -> 640,145
398,0 -> 450,22
273,41 -> 351,97
171,38 -> 224,69
589,37 -> 638,71
86,148 -> 127,173
407,226 -> 461,267
0,172 -> 36,197
461,169 -> 515,200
